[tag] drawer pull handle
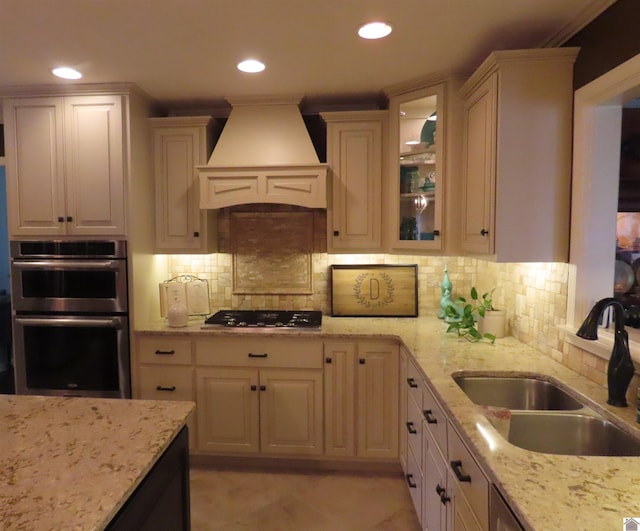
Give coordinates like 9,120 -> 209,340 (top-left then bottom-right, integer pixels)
248,353 -> 268,358
156,385 -> 176,392
423,409 -> 438,424
406,378 -> 418,388
450,460 -> 472,482
155,349 -> 176,355
406,421 -> 417,434
405,474 -> 417,489
436,484 -> 450,504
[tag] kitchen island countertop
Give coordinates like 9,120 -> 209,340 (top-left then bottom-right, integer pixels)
137,314 -> 640,530
1,394 -> 194,530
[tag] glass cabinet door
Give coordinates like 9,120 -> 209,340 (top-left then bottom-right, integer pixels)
389,83 -> 444,250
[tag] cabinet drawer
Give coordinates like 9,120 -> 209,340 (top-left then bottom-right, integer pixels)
423,382 -> 448,457
406,392 -> 424,468
137,336 -> 192,365
448,421 -> 489,528
406,358 -> 423,407
138,365 -> 194,401
195,338 -> 323,368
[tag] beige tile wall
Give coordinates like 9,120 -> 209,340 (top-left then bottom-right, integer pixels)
166,209 -> 627,389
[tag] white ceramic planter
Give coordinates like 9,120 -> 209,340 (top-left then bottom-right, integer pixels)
478,310 -> 506,338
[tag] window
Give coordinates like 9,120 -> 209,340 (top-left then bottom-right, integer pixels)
567,52 -> 640,363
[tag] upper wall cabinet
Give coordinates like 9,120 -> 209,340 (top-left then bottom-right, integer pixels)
460,48 -> 579,262
3,94 -> 126,237
150,116 -> 219,253
387,83 -> 446,252
321,110 -> 387,252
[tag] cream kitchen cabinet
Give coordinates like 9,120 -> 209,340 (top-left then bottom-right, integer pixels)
149,116 -> 219,253
386,82 -> 446,252
324,339 -> 399,460
321,111 -> 386,252
194,337 -> 323,456
403,353 -> 490,531
3,94 -> 126,236
135,335 -> 196,449
399,348 -> 409,472
460,48 -> 578,262
448,421 -> 489,531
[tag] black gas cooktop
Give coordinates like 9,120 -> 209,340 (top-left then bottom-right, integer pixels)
204,310 -> 322,329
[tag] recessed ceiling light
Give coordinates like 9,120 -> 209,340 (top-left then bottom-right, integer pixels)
358,22 -> 392,40
237,59 -> 265,73
52,67 -> 82,80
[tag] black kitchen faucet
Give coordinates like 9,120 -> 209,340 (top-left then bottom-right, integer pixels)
577,298 -> 635,407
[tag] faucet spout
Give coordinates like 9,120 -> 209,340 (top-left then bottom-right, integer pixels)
577,298 -> 635,407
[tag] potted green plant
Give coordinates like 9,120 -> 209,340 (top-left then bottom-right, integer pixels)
444,287 -> 503,342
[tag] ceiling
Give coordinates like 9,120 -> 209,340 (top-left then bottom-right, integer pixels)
0,0 -> 617,111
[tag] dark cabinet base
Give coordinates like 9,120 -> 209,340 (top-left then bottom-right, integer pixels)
108,426 -> 190,531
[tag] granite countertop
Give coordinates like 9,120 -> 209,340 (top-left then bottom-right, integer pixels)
138,314 -> 640,530
1,395 -> 194,531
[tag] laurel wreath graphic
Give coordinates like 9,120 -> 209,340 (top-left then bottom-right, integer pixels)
353,272 -> 395,307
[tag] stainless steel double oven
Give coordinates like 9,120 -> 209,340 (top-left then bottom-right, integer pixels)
10,240 -> 130,398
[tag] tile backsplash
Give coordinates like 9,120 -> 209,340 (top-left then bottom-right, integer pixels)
165,206 -> 623,390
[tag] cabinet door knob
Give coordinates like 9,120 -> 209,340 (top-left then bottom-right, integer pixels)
325,357 -> 332,364
433,230 -> 440,236
333,230 -> 340,237
406,377 -> 418,388
405,474 -> 417,489
57,216 -> 64,223
406,421 -> 417,434
359,358 -> 365,365
259,385 -> 266,391
436,484 -> 450,504
193,231 -> 199,237
66,216 -> 73,222
480,229 -> 489,236
250,385 -> 257,391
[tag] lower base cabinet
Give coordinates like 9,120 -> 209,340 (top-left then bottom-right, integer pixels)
423,427 -> 448,531
324,340 -> 399,460
403,355 -> 492,531
196,367 -> 323,455
108,426 -> 190,531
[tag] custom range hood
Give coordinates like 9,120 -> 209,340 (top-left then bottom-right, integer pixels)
198,96 -> 327,209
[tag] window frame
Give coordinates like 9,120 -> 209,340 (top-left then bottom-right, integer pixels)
566,52 -> 640,363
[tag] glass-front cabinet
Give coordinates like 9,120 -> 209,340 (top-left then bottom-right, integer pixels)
388,83 -> 444,250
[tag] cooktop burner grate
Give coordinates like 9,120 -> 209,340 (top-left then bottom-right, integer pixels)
204,310 -> 322,329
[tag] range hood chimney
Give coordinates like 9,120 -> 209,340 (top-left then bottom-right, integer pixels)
198,96 -> 327,209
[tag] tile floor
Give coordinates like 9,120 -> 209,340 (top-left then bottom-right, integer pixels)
189,465 -> 422,530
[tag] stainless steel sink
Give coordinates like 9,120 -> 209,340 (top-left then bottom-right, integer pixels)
507,412 -> 640,456
453,375 -> 584,410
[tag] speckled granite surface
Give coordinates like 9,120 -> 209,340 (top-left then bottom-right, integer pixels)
138,314 -> 640,530
1,395 -> 194,531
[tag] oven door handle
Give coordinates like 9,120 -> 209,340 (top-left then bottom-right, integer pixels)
14,317 -> 123,328
12,260 -> 122,270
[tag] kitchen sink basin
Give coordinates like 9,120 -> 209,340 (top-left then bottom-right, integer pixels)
506,412 -> 640,456
453,375 -> 584,410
